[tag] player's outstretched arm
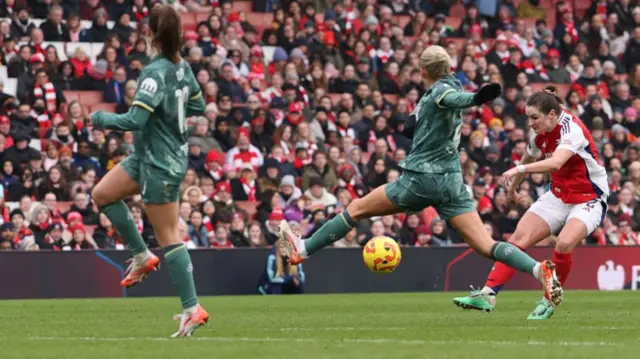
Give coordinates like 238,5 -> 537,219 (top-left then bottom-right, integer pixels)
438,83 -> 502,109
91,105 -> 151,131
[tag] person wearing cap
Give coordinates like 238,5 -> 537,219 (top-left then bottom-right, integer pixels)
4,129 -> 41,166
213,181 -> 247,224
614,213 -> 639,245
278,174 -> 302,205
486,34 -> 510,67
258,158 -> 281,194
279,45 -> 560,312
545,48 -> 571,84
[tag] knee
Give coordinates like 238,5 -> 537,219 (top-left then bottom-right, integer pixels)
346,198 -> 367,221
92,186 -> 110,207
508,231 -> 531,250
555,238 -> 576,253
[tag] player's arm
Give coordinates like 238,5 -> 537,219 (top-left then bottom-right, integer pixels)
93,71 -> 165,131
186,66 -> 206,117
91,105 -> 151,131
438,83 -> 502,109
517,149 -> 574,173
506,152 -> 537,193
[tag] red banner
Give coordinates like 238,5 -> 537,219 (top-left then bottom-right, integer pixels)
445,246 -> 640,291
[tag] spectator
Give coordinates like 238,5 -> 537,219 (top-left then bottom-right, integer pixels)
116,80 -> 137,114
7,167 -> 35,201
257,244 -> 305,295
230,164 -> 261,202
89,8 -> 110,43
10,7 -> 35,42
189,117 -> 222,154
226,127 -> 264,170
68,223 -> 98,250
301,151 -> 338,191
305,176 -> 338,208
93,213 -> 123,249
187,209 -> 209,248
104,66 -> 127,104
40,5 -> 71,42
228,212 -> 249,247
210,225 -> 233,248
216,63 -> 246,104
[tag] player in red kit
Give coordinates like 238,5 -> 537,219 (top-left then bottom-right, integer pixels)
453,86 -> 609,319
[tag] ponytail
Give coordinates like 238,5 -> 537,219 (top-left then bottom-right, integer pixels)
149,5 -> 182,64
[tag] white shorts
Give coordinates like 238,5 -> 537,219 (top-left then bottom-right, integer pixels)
528,191 -> 607,235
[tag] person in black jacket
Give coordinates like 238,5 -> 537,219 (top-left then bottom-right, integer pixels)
9,104 -> 38,139
75,59 -> 108,91
111,12 -> 133,44
16,53 -> 44,104
53,61 -> 77,91
65,191 -> 98,225
7,44 -> 31,78
39,5 -> 71,42
624,27 -> 640,73
7,167 -> 36,201
228,212 -> 249,247
230,165 -> 261,202
89,8 -> 110,43
10,7 -> 35,41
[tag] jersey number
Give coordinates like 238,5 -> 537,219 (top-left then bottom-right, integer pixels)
175,86 -> 189,134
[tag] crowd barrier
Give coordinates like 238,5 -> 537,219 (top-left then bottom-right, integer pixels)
1,246 -> 639,299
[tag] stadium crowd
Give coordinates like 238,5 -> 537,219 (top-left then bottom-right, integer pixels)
0,0 -> 639,252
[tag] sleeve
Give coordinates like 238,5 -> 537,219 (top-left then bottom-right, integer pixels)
557,119 -> 587,153
527,133 -> 541,158
92,105 -> 152,131
186,66 -> 206,117
131,70 -> 165,113
433,83 -> 476,109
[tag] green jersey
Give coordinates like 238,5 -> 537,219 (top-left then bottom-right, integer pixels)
93,55 -> 205,177
400,74 -> 475,173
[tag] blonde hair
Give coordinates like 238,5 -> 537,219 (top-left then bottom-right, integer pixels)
419,45 -> 451,79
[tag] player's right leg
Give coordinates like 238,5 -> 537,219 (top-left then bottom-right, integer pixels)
453,211 -> 552,311
92,160 -> 159,288
279,183 -> 402,264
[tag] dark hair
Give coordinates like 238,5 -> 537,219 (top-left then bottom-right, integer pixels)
526,85 -> 562,115
149,5 -> 182,63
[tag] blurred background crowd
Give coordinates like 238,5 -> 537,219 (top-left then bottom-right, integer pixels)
0,0 -> 638,253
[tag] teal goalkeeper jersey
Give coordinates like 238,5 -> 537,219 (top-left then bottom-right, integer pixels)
93,55 -> 204,176
400,74 -> 474,174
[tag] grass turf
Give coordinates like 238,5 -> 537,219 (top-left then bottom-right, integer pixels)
0,291 -> 637,359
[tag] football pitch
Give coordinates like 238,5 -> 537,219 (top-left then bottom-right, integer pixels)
1,291 -> 637,359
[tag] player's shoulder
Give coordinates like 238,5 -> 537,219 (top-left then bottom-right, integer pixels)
430,78 -> 461,98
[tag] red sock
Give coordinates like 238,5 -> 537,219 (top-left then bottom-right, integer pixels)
484,243 -> 525,294
552,250 -> 573,285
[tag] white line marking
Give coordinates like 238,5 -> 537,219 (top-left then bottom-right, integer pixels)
272,327 -> 407,331
23,336 -> 625,347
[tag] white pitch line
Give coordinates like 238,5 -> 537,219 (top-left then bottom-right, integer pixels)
24,336 -> 625,347
273,327 -> 407,331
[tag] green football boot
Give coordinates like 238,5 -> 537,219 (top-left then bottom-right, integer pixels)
527,298 -> 555,320
453,286 -> 496,312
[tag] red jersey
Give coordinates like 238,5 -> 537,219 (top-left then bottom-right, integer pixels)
527,111 -> 609,204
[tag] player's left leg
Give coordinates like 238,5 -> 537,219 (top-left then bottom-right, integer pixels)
142,169 -> 208,337
279,183 -> 402,264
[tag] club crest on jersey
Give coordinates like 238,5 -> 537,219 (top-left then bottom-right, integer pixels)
139,78 -> 158,95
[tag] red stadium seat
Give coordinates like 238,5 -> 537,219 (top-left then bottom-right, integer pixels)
232,1 -> 252,12
56,201 -> 72,213
182,12 -> 198,32
39,139 -> 49,151
246,12 -> 273,28
195,12 -> 210,23
90,103 -> 117,113
63,91 -> 79,102
450,4 -> 465,18
236,201 -> 259,219
383,94 -> 398,104
77,91 -> 104,106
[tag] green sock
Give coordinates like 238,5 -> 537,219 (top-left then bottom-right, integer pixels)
491,242 -> 538,275
101,201 -> 147,255
305,211 -> 356,255
163,243 -> 198,309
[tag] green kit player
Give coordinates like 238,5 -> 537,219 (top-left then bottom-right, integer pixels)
278,45 -> 563,308
90,5 -> 208,337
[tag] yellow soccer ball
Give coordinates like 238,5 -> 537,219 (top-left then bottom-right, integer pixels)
362,236 -> 402,273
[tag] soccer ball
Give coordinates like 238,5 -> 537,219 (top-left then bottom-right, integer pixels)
362,236 -> 402,273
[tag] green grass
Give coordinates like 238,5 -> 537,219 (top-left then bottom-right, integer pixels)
0,291 -> 638,359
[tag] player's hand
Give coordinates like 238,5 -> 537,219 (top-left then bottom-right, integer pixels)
500,167 -> 518,189
474,83 -> 502,105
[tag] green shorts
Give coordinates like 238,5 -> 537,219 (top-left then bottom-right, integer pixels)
121,154 -> 183,204
385,170 -> 475,220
